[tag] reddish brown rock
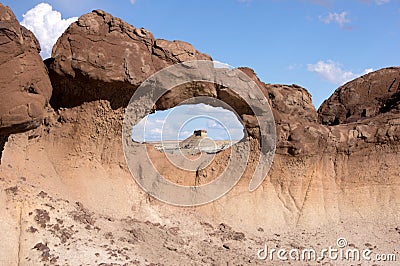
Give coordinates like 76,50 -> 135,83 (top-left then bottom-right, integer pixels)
237,68 -> 323,155
264,84 -> 320,153
45,5 -> 400,162
236,69 -> 400,156
0,4 -> 52,135
1,6 -> 400,264
318,67 -> 400,125
47,9 -> 211,109
46,8 -> 400,159
155,81 -> 218,111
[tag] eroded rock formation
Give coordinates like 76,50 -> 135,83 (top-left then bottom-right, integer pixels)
0,4 -> 52,136
47,9 -> 211,109
12,8 -> 400,221
0,6 -> 399,265
319,67 -> 400,125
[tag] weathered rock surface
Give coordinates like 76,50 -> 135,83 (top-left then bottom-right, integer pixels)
47,9 -> 211,109
318,67 -> 400,125
263,83 -> 323,155
240,67 -> 400,156
44,9 -> 400,229
0,6 -> 399,265
0,4 -> 52,135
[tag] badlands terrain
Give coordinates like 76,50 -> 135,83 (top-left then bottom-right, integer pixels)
0,3 -> 399,265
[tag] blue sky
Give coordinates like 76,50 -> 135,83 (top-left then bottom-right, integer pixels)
132,104 -> 245,142
3,0 -> 399,140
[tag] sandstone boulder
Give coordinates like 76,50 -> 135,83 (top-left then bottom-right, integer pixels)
47,10 -> 211,109
258,81 -> 322,155
318,67 -> 400,125
0,4 -> 52,135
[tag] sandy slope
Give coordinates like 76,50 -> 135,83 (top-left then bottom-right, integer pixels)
0,101 -> 399,265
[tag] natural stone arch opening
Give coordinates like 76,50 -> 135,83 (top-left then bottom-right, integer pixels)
122,61 -> 275,205
128,81 -> 263,187
131,102 -> 246,154
153,81 -> 262,141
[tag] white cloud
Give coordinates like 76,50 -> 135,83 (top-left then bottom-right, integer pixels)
132,103 -> 244,142
307,60 -> 373,85
288,63 -> 303,70
374,0 -> 390,4
213,60 -> 232,69
207,120 -> 224,129
21,3 -> 78,59
304,0 -> 333,6
150,128 -> 162,134
154,119 -> 166,124
319,11 -> 350,28
360,0 -> 390,4
130,0 -> 136,4
178,130 -> 191,139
